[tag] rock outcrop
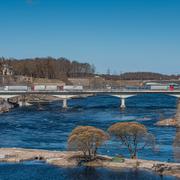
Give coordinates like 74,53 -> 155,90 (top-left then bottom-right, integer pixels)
0,148 -> 180,178
155,118 -> 177,127
175,99 -> 180,127
0,101 -> 13,113
155,99 -> 180,127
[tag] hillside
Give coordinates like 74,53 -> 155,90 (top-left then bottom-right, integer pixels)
0,57 -> 179,81
0,57 -> 95,80
102,72 -> 180,80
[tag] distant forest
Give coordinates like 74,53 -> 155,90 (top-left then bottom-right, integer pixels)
0,57 -> 95,79
103,72 -> 180,80
0,57 -> 179,80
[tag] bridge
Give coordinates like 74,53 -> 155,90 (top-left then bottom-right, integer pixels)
0,89 -> 180,108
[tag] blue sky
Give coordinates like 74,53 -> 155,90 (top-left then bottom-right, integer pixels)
0,0 -> 180,74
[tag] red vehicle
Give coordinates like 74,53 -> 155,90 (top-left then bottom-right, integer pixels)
169,85 -> 174,91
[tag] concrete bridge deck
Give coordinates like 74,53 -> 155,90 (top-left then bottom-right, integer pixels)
0,89 -> 180,109
0,89 -> 180,95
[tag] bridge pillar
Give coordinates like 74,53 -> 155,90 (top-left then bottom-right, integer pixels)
17,95 -> 31,107
3,98 -> 8,102
18,101 -> 30,107
121,97 -> 126,109
18,101 -> 24,107
52,95 -> 78,109
111,94 -> 136,109
63,98 -> 68,109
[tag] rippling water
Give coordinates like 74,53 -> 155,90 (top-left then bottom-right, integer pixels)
0,94 -> 179,179
0,162 -> 177,180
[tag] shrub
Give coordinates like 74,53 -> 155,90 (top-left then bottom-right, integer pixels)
68,126 -> 109,160
108,122 -> 155,159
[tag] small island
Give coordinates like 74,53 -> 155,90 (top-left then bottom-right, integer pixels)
0,148 -> 180,178
0,122 -> 180,178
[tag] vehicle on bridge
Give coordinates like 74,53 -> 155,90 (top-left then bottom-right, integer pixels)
63,85 -> 83,91
4,85 -> 29,91
0,85 -> 84,92
144,82 -> 179,91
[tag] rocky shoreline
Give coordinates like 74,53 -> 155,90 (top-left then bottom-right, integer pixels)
0,148 -> 179,178
0,94 -> 93,113
0,101 -> 13,113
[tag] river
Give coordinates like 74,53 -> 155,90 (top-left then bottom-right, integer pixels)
0,94 -> 179,179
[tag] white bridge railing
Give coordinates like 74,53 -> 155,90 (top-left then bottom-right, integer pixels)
0,89 -> 180,93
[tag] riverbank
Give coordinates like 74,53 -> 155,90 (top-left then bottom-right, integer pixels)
155,118 -> 177,126
0,148 -> 179,178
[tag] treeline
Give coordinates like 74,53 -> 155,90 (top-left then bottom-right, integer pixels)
102,72 -> 180,80
0,57 -> 179,80
0,57 -> 95,79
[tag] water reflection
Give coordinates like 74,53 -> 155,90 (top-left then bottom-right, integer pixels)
65,167 -> 166,180
0,163 -> 177,180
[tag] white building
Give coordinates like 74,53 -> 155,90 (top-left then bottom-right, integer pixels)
2,64 -> 13,76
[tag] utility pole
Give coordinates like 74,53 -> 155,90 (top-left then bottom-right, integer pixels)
120,71 -> 123,89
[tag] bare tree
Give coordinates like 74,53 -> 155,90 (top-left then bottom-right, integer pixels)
0,57 -> 95,79
68,126 -> 109,160
108,122 -> 155,159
